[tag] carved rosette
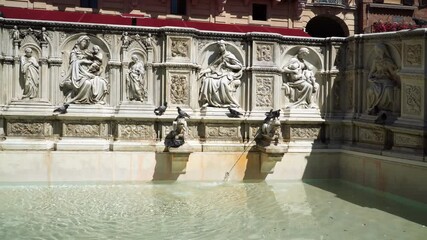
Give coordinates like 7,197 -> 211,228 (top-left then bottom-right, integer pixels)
256,77 -> 273,108
403,84 -> 422,116
118,123 -> 155,140
290,125 -> 321,139
404,44 -> 422,68
256,44 -> 273,62
7,121 -> 50,137
170,74 -> 189,105
206,124 -> 240,141
63,123 -> 106,137
359,127 -> 384,144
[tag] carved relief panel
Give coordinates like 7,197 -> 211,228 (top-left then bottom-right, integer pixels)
255,76 -> 273,109
205,124 -> 241,142
117,122 -> 156,140
400,74 -> 423,119
403,43 -> 423,69
254,42 -> 274,65
167,36 -> 191,61
290,125 -> 321,140
402,83 -> 422,117
7,121 -> 52,137
393,132 -> 422,149
166,70 -> 191,106
358,127 -> 385,145
63,122 -> 108,137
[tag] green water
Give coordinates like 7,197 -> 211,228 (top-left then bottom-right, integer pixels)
0,180 -> 426,239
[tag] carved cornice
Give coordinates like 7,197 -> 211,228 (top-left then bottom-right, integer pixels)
0,18 -> 336,44
246,66 -> 282,73
152,62 -> 201,69
47,58 -> 62,65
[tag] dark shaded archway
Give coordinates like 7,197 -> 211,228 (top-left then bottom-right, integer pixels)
306,15 -> 349,37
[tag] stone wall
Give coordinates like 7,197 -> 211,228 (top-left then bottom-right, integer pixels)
1,17 -> 427,205
0,17 -> 335,153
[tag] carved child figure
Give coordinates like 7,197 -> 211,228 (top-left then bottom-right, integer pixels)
88,45 -> 102,75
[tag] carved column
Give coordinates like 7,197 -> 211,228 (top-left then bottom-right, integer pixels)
0,55 -> 4,105
4,57 -> 14,103
13,57 -> 21,100
48,58 -> 62,104
120,46 -> 129,102
108,61 -> 121,106
40,42 -> 49,101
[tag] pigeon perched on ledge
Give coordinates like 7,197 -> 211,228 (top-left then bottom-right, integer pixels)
53,103 -> 69,114
264,109 -> 281,122
154,102 -> 167,116
176,107 -> 190,120
227,107 -> 243,118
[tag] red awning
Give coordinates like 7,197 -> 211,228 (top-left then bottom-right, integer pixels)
0,6 -> 309,37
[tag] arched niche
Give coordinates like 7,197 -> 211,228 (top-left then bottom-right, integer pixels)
197,40 -> 246,108
281,46 -> 323,74
198,41 -> 245,68
364,43 -> 401,70
60,33 -> 112,79
125,50 -> 148,93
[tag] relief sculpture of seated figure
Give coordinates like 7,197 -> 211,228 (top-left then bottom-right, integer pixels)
59,35 -> 109,105
366,43 -> 400,115
282,47 -> 319,109
198,40 -> 243,108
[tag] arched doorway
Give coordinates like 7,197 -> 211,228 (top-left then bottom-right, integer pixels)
306,15 -> 349,37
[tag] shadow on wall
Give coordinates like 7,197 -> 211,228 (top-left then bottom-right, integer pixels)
243,146 -> 269,181
152,152 -> 181,181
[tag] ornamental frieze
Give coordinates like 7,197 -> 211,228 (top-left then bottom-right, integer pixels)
394,133 -> 421,148
359,128 -> 384,144
206,125 -> 239,139
119,123 -> 155,140
7,122 -> 46,136
290,126 -> 320,139
64,123 -> 101,137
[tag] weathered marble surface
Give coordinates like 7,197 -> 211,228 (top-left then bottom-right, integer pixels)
0,18 -> 426,164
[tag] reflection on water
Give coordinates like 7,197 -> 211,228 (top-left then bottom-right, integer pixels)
0,180 -> 426,239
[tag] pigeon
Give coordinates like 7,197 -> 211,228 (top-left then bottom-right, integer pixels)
154,102 -> 168,116
53,103 -> 69,114
264,109 -> 274,122
176,107 -> 190,119
271,109 -> 281,120
264,109 -> 281,122
374,112 -> 387,125
227,107 -> 243,118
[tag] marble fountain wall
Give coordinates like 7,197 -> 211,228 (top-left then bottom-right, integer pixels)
0,18 -> 426,203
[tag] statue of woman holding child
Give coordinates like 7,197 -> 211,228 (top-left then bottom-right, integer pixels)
60,35 -> 109,104
282,47 -> 319,109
